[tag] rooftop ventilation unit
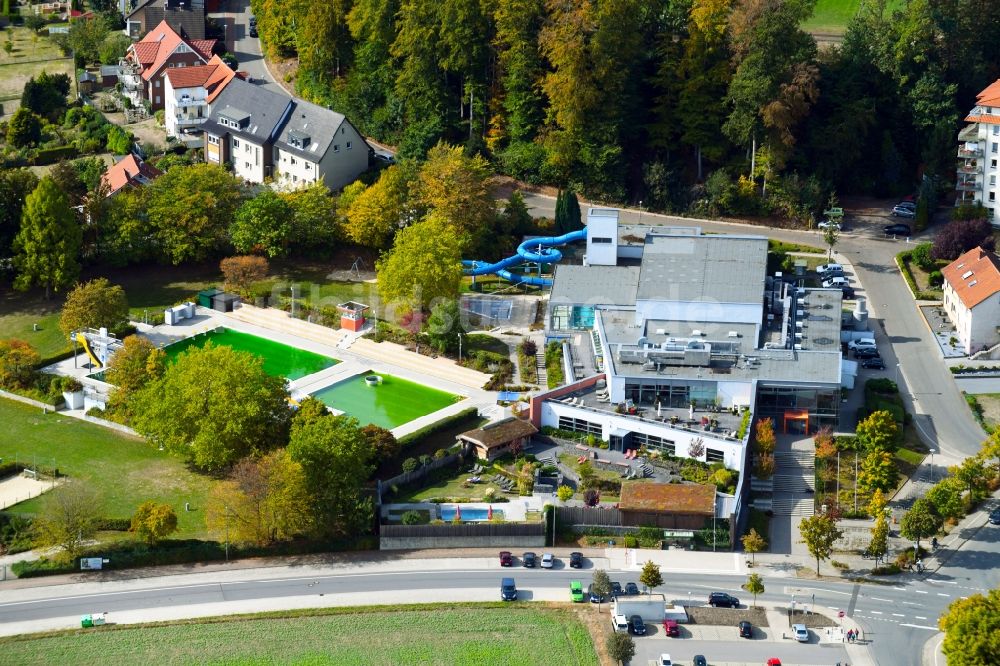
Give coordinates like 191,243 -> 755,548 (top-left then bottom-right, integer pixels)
655,329 -> 666,335
692,330 -> 704,336
794,344 -> 803,350
728,331 -> 740,338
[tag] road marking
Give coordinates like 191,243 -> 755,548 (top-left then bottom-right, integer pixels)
900,623 -> 938,631
870,610 -> 883,615
915,616 -> 927,620
871,597 -> 892,602
936,593 -> 950,597
914,590 -> 928,594
930,579 -> 957,585
892,613 -> 905,617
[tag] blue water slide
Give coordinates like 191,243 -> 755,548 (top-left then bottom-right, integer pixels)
462,228 -> 588,286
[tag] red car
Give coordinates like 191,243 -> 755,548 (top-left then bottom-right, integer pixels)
662,619 -> 679,637
499,551 -> 513,567
766,659 -> 782,666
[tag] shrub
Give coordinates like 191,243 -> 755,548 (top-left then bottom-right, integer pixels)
910,242 -> 935,271
931,219 -> 995,260
519,339 -> 537,357
401,510 -> 427,525
30,145 -> 78,166
928,270 -> 943,287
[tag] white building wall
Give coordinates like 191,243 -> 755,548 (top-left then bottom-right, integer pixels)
969,297 -> 1000,354
586,208 -> 619,266
230,137 -> 266,183
540,401 -> 745,472
275,149 -> 321,188
315,122 -> 369,191
164,80 -> 209,138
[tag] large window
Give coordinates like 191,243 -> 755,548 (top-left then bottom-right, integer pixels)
558,415 -> 602,436
630,431 -> 675,456
706,448 -> 725,463
550,305 -> 595,331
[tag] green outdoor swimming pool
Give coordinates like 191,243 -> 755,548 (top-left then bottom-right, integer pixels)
311,372 -> 462,429
163,328 -> 337,380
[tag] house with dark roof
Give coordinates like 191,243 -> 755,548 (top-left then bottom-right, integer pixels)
202,78 -> 369,191
618,482 -> 716,529
120,19 -> 215,111
941,246 -> 1000,354
126,0 -> 206,40
100,154 -> 163,197
457,418 -> 538,461
163,55 -> 242,138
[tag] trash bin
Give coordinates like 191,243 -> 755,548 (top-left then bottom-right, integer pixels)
81,615 -> 93,628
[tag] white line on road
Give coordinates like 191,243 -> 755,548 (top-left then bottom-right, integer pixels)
930,579 -> 958,584
870,610 -> 883,614
936,593 -> 950,597
914,590 -> 928,594
915,616 -> 927,620
871,597 -> 892,602
900,623 -> 939,631
892,613 -> 905,617
894,587 -> 906,591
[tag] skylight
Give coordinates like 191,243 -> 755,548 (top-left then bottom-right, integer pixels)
962,270 -> 974,279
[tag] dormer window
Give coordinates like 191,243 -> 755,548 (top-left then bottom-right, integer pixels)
288,129 -> 310,149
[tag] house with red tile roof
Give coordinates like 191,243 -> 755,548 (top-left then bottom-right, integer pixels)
120,20 -> 215,111
941,246 -> 1000,354
100,154 -> 163,198
163,55 -> 242,138
956,79 -> 1000,219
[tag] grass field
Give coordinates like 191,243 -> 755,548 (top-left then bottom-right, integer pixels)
0,27 -> 72,107
0,398 -> 215,538
0,605 -> 599,666
803,0 -> 905,34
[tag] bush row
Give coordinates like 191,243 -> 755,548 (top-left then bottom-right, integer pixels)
397,407 -> 479,448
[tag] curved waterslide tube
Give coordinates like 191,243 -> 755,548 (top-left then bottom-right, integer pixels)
462,228 -> 588,286
75,332 -> 103,368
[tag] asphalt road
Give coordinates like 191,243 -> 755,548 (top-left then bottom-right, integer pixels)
518,192 -> 987,458
220,0 -> 285,96
5,551 -> 995,666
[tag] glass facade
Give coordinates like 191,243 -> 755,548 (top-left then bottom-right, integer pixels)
755,385 -> 840,432
629,431 -> 676,456
550,305 -> 596,331
558,415 -> 602,436
623,380 -> 717,408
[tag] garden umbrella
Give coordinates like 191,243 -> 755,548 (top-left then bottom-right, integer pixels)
455,504 -> 462,521
487,505 -> 493,520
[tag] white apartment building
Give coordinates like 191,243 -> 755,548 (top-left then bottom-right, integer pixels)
957,79 -> 1000,221
163,56 -> 239,139
941,246 -> 1000,355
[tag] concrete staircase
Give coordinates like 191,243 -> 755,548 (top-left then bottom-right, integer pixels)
535,352 -> 547,386
771,449 -> 816,517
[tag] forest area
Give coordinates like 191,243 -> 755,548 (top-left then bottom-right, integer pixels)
255,0 -> 995,222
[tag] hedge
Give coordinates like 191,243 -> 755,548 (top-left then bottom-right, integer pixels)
397,406 -> 479,448
895,251 -> 938,301
12,535 -> 380,578
0,461 -> 27,480
30,145 -> 79,166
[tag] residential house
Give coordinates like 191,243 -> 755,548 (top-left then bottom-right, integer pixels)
956,78 -> 1000,221
119,20 -> 215,111
163,55 -> 241,138
457,418 -> 538,462
126,0 -> 206,40
100,154 -> 163,198
202,78 -> 369,190
618,482 -> 716,530
941,246 -> 1000,355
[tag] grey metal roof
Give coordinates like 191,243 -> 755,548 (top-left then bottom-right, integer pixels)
549,265 -> 640,307
275,97 -> 347,162
204,78 -> 291,144
636,234 -> 768,304
99,65 -> 120,76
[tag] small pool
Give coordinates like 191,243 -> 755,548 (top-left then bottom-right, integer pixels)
440,507 -> 503,522
311,371 -> 461,429
162,328 -> 337,380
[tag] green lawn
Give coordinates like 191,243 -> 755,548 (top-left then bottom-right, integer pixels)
395,464 -> 511,502
0,27 -> 72,104
0,605 -> 599,666
802,0 -> 905,34
0,398 -> 216,538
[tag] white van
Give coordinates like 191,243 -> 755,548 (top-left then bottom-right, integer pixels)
822,276 -> 849,288
847,338 -> 877,352
816,263 -> 844,275
611,614 -> 629,632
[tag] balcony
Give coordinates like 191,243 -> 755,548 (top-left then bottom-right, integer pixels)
956,180 -> 980,192
958,147 -> 983,159
177,95 -> 207,106
956,194 -> 981,206
957,163 -> 982,174
958,124 -> 981,142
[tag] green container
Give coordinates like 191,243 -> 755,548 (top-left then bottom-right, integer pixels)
81,615 -> 93,628
198,288 -> 222,308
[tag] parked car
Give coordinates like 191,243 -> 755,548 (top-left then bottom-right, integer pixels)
629,615 -> 646,635
816,262 -> 844,275
569,551 -> 583,568
693,657 -> 707,666
793,623 -> 809,642
884,223 -> 912,235
611,614 -> 629,632
501,577 -> 517,601
841,286 -> 857,299
624,582 -> 640,596
588,584 -> 606,604
708,592 -> 740,608
662,619 -> 680,637
499,551 -> 513,567
570,581 -> 584,603
766,659 -> 783,666
822,276 -> 849,288
817,220 -> 841,230
659,654 -> 673,666
611,581 -> 623,598
541,553 -> 555,569
249,26 -> 258,37
854,347 -> 880,360
847,338 -> 877,352
522,552 -> 537,568
739,620 -> 753,638
862,357 -> 886,369
892,204 -> 917,218
989,507 -> 1000,525
249,15 -> 257,26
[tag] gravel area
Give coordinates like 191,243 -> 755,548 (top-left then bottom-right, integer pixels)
686,605 -> 769,627
788,608 -> 837,628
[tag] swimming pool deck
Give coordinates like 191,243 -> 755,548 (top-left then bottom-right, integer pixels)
143,306 -> 499,437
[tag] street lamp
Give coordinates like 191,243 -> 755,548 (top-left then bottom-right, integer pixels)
638,200 -> 643,226
895,363 -> 901,388
457,332 -> 463,363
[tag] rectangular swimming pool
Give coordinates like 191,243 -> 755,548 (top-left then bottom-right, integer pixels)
162,328 -> 337,380
311,372 -> 461,429
439,507 -> 503,522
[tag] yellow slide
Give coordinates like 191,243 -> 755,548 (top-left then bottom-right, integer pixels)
76,332 -> 103,369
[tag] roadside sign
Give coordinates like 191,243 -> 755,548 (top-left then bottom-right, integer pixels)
838,610 -> 845,618
80,558 -> 103,570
